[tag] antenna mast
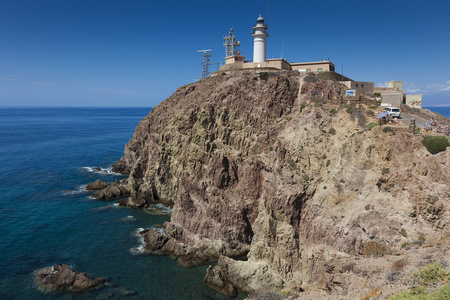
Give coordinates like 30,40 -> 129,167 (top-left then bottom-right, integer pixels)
197,49 -> 212,79
223,28 -> 241,57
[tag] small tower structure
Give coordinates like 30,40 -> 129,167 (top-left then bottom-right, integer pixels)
252,15 -> 268,63
223,28 -> 241,57
197,49 -> 212,79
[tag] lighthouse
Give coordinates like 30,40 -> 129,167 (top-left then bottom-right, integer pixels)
252,15 -> 268,63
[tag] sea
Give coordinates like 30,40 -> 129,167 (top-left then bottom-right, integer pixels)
0,107 -> 242,300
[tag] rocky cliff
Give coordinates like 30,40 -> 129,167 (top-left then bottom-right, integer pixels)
109,70 -> 449,298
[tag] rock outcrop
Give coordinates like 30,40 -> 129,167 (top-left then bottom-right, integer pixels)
34,264 -> 104,292
86,179 -> 109,191
106,70 -> 449,298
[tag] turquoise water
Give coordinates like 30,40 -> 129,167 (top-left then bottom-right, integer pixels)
0,107 -> 236,300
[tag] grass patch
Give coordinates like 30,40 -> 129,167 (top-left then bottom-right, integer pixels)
422,136 -> 450,154
367,123 -> 378,131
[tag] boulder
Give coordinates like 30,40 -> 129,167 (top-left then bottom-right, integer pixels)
86,179 -> 109,191
34,264 -> 104,292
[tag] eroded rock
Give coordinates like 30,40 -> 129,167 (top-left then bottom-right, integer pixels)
34,264 -> 104,292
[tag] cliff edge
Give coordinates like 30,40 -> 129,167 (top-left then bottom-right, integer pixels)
110,71 -> 450,298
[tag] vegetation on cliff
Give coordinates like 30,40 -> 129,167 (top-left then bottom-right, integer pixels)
103,70 -> 449,299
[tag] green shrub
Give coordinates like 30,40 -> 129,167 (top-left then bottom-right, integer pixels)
303,74 -> 318,83
414,262 -> 450,286
367,123 -> 378,131
329,128 -> 336,135
276,168 -> 281,174
221,72 -> 226,76
374,92 -> 381,97
362,241 -> 391,257
401,242 -> 410,249
368,105 -> 378,109
422,136 -> 450,154
269,146 -> 273,151
287,159 -> 297,169
322,154 -> 327,159
259,72 -> 269,80
329,108 -> 336,114
364,204 -> 371,211
400,228 -> 407,237
340,178 -> 345,183
286,117 -> 292,121
300,102 -> 306,113
303,174 -> 309,181
346,107 -> 352,113
383,126 -> 394,133
314,102 -> 320,107
323,186 -> 327,190
326,159 -> 330,167
382,168 -> 390,175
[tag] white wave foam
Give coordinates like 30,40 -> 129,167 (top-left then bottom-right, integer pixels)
63,184 -> 88,195
113,203 -> 120,207
81,166 -> 121,175
153,203 -> 173,213
129,228 -> 148,255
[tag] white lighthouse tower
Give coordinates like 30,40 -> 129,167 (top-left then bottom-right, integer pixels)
252,15 -> 268,63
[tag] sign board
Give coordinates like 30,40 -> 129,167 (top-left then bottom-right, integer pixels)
345,89 -> 356,96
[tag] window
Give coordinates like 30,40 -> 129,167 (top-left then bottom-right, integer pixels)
356,84 -> 359,87
361,84 -> 365,88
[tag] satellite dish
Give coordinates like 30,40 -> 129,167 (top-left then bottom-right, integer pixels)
236,50 -> 241,55
235,41 -> 241,47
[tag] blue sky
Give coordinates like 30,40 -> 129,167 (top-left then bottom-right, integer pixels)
1,0 -> 449,107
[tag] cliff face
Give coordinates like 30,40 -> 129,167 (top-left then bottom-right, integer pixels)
112,71 -> 450,298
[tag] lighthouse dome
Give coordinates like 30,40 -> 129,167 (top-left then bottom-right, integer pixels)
257,15 -> 264,23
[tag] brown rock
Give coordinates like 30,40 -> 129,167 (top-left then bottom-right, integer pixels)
85,179 -> 109,190
34,264 -> 104,292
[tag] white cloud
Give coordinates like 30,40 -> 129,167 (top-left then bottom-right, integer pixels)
0,77 -> 14,81
32,81 -> 56,86
426,81 -> 450,93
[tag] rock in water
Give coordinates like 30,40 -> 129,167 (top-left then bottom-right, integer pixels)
86,179 -> 109,190
34,264 -> 104,292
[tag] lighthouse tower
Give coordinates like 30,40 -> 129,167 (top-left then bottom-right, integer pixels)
252,15 -> 268,63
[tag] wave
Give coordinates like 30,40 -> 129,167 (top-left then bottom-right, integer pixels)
81,166 -> 121,175
63,184 -> 87,195
129,228 -> 148,255
144,203 -> 173,215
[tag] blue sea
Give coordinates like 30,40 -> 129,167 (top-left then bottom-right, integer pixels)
0,107 -> 238,300
425,106 -> 450,119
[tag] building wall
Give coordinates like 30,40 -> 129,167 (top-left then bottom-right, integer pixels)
291,61 -> 335,72
340,81 -> 374,94
405,94 -> 423,108
387,81 -> 403,91
381,93 -> 403,106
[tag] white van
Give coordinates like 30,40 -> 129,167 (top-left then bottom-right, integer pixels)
383,107 -> 401,118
